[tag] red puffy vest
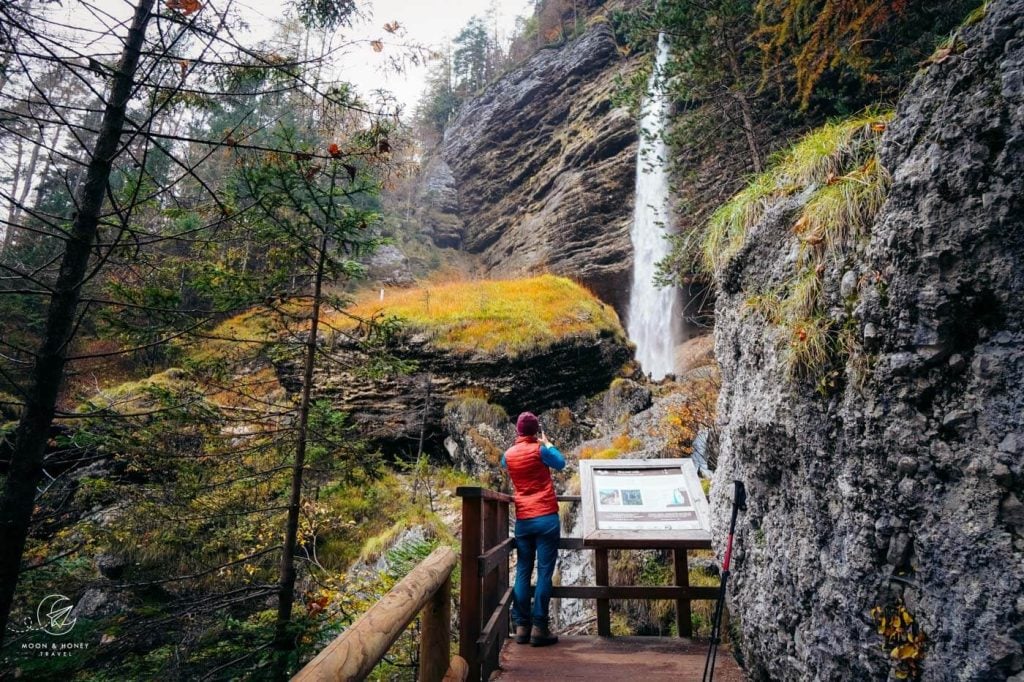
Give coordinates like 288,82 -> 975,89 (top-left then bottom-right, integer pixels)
504,436 -> 559,520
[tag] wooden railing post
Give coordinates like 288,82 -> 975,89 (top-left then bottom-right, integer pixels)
482,499 -> 500,675
673,549 -> 692,638
595,548 -> 610,636
459,494 -> 483,682
456,487 -> 514,682
420,572 -> 451,682
496,497 -> 510,646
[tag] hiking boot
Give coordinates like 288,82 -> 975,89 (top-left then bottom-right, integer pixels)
515,625 -> 530,644
530,623 -> 558,647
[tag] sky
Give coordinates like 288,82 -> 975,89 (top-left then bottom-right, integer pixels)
54,0 -> 534,117
336,0 -> 534,114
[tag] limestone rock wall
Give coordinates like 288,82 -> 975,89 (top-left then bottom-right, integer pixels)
415,155 -> 463,250
710,2 -> 1024,680
274,331 -> 630,455
441,24 -> 638,314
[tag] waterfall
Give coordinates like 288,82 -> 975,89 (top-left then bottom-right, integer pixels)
627,33 -> 679,380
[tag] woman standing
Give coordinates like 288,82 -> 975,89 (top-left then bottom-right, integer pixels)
501,411 -> 566,647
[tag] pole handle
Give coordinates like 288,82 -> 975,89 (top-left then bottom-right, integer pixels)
733,480 -> 747,512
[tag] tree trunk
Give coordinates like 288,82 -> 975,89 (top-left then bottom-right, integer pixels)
6,123 -> 47,242
726,45 -> 762,173
273,230 -> 330,675
0,0 -> 155,645
2,136 -> 26,255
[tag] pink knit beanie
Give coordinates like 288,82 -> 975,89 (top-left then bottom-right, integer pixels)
516,412 -> 540,436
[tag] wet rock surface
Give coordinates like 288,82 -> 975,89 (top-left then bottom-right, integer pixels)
441,24 -> 638,315
710,2 -> 1024,680
363,244 -> 414,287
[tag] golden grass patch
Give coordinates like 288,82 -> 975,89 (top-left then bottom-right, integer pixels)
330,274 -> 625,355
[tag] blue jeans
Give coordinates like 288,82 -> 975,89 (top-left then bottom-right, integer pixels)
512,513 -> 560,627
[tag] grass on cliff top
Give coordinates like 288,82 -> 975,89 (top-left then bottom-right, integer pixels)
333,274 -> 626,356
705,110 -> 893,384
702,110 -> 894,273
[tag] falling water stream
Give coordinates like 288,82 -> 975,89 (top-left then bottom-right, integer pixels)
627,33 -> 679,380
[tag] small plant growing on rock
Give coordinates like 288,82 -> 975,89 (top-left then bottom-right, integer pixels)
661,374 -> 720,461
702,110 -> 892,274
870,600 -> 927,680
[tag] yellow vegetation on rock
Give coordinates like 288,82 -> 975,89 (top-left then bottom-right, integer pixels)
578,432 -> 642,460
184,306 -> 284,365
183,275 -> 624,370
871,601 -> 926,680
332,274 -> 625,356
661,374 -> 720,459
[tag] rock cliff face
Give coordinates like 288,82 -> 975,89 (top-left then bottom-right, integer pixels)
710,2 -> 1024,680
275,330 -> 631,455
415,155 -> 463,250
439,24 -> 638,314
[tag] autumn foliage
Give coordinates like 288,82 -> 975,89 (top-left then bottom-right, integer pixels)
165,0 -> 201,15
755,0 -> 978,108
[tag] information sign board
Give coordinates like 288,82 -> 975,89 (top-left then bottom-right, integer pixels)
579,459 -> 711,547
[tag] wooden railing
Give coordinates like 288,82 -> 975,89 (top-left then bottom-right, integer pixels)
457,486 -> 719,682
292,546 -> 467,682
456,487 -> 513,682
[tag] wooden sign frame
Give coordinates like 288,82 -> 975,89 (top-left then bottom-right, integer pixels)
579,458 -> 712,548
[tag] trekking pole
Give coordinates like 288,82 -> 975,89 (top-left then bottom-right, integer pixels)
703,480 -> 747,682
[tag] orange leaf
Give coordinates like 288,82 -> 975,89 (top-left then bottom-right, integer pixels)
166,0 -> 201,15
328,143 -> 341,158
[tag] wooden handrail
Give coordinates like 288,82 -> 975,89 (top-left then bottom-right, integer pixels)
455,486 -> 513,502
293,546 -> 458,682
